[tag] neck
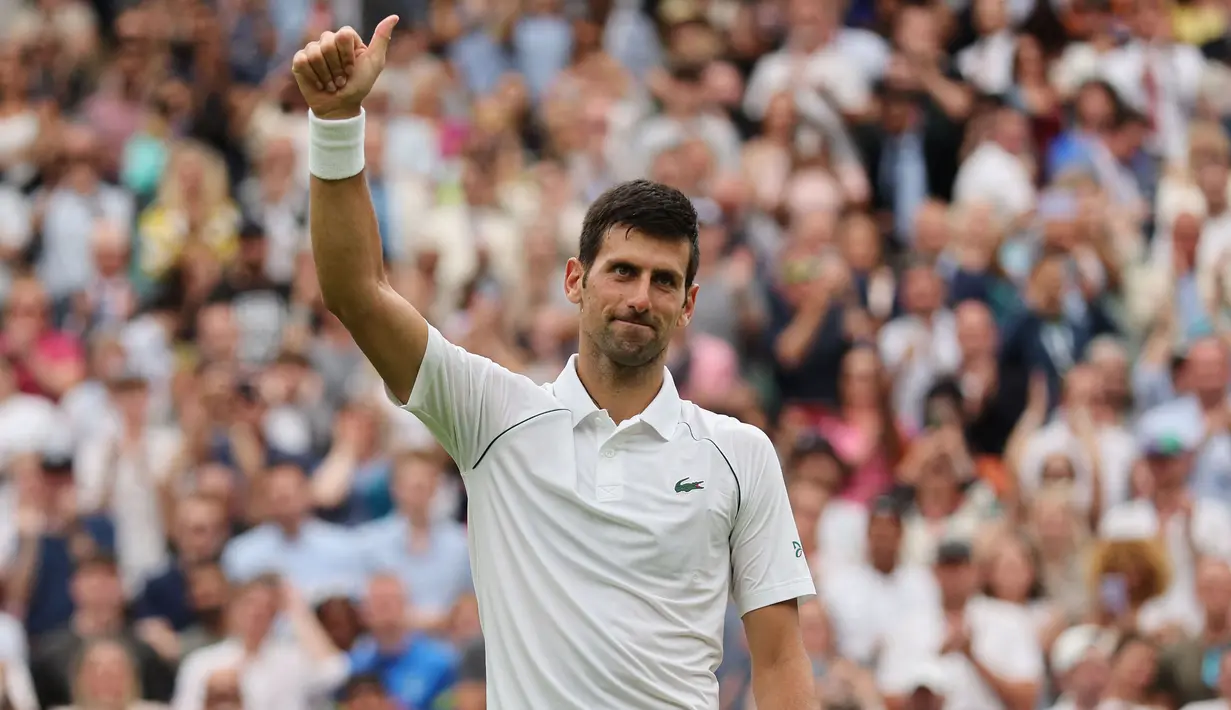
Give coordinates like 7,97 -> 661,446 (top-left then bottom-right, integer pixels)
870,554 -> 896,576
1207,610 -> 1230,638
941,595 -> 966,613
1153,485 -> 1185,509
373,627 -> 407,652
74,611 -> 119,636
239,633 -> 264,654
575,346 -> 665,424
406,511 -> 431,533
277,519 -> 302,538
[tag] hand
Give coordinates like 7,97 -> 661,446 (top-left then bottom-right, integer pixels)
135,618 -> 182,661
16,504 -> 45,538
941,619 -> 972,656
1025,371 -> 1051,419
292,16 -> 399,120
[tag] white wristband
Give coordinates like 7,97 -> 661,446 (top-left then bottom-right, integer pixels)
308,109 -> 366,181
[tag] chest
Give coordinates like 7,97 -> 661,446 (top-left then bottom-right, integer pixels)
471,413 -> 741,589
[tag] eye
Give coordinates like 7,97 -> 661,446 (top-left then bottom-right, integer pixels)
614,264 -> 635,277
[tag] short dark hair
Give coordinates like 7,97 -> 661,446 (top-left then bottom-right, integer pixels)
577,180 -> 700,288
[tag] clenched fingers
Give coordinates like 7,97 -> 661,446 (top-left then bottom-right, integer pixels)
334,26 -> 358,74
320,31 -> 347,89
299,42 -> 332,92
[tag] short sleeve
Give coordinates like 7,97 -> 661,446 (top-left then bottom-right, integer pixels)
728,426 -> 817,616
393,325 -> 543,472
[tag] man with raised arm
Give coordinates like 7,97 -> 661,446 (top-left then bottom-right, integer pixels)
292,19 -> 818,709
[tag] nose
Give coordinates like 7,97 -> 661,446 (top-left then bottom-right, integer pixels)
625,276 -> 652,313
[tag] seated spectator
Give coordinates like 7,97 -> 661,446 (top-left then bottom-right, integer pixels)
172,575 -> 348,710
10,451 -> 115,638
50,636 -> 169,710
358,450 -> 471,628
220,463 -> 367,602
878,540 -> 1044,709
347,574 -> 457,710
338,673 -> 397,710
29,553 -> 175,707
133,495 -> 229,633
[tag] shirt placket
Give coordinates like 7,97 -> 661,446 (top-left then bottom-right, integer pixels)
595,417 -> 625,502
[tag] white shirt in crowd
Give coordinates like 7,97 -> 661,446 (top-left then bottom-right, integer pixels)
878,309 -> 962,431
1182,700 -> 1231,710
75,427 -> 183,596
816,498 -> 869,569
743,46 -> 873,120
395,325 -> 815,709
879,595 -> 1044,710
172,637 -> 348,710
953,141 -> 1037,224
1100,498 -> 1231,632
956,31 -> 1019,96
1017,417 -> 1139,515
821,560 -> 939,666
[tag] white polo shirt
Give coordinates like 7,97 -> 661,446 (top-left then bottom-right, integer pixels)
397,326 -> 815,709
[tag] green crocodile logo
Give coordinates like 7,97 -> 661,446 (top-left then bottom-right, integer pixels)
675,477 -> 705,493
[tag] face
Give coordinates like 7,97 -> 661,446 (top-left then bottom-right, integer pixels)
318,598 -> 362,650
263,466 -> 310,522
1063,366 -> 1101,410
1196,560 -> 1231,616
346,687 -> 396,710
1186,339 -> 1229,400
902,267 -> 942,315
176,498 -> 226,561
229,583 -> 277,640
1041,454 -> 1077,487
392,457 -> 439,516
867,514 -> 902,560
793,452 -> 846,493
1076,84 -> 1114,130
78,642 -> 134,704
187,565 -> 230,615
362,576 -> 407,634
1111,640 -> 1158,690
72,564 -> 123,614
956,302 -> 996,360
203,670 -> 244,710
789,480 -> 825,542
988,539 -> 1036,603
841,349 -> 882,408
565,228 -> 696,370
936,561 -> 977,602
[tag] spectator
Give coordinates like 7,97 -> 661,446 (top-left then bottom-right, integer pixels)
347,574 -> 457,710
51,636 -> 169,710
171,576 -> 347,710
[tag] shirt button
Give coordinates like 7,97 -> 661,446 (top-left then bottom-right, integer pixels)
602,449 -> 616,458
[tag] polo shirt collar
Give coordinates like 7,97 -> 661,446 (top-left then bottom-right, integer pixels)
553,355 -> 681,440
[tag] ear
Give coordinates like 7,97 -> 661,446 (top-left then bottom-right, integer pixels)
564,257 -> 584,305
677,283 -> 699,329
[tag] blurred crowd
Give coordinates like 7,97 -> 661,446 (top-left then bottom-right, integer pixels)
7,0 -> 1231,707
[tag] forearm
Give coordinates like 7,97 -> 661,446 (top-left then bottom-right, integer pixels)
774,304 -> 828,369
5,535 -> 40,617
967,655 -> 1036,710
308,112 -> 429,403
751,652 -> 818,710
310,161 -> 387,319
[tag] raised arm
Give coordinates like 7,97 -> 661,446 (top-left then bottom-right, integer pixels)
291,21 -> 545,470
292,17 -> 428,404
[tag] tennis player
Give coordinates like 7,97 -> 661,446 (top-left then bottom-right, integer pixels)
293,18 -> 818,709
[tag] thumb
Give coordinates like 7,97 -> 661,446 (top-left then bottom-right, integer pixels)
367,15 -> 399,61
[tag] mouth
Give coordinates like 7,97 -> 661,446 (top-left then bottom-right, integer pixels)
613,319 -> 654,332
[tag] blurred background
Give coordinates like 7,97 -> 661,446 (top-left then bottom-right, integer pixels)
4,0 -> 1231,707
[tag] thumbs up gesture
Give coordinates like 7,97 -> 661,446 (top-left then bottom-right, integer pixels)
292,16 -> 399,120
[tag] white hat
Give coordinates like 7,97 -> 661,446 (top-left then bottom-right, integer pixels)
1098,506 -> 1157,542
904,658 -> 949,695
1051,624 -> 1110,675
